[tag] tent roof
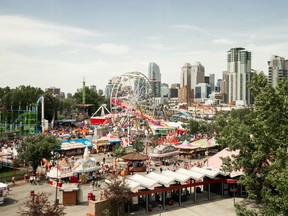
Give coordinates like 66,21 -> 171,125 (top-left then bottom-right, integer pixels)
176,168 -> 205,181
190,166 -> 221,179
162,170 -> 191,184
207,148 -> 242,178
129,174 -> 159,190
145,172 -> 175,187
122,152 -> 149,161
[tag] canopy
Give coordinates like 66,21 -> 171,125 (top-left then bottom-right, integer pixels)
0,182 -> 8,188
122,152 -> 149,161
61,138 -> 93,150
175,140 -> 201,150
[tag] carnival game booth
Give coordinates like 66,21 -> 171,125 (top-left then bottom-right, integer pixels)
46,166 -> 74,188
61,138 -> 93,156
149,145 -> 179,166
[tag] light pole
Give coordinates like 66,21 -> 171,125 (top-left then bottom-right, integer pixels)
54,152 -> 60,205
159,204 -> 162,216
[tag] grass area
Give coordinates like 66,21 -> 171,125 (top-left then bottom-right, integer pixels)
0,166 -> 30,182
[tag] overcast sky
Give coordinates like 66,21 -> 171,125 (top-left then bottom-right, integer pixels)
1,0 -> 288,94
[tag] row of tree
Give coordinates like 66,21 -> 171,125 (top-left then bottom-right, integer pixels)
0,85 -> 108,124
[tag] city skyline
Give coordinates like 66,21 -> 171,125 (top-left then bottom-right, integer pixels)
1,0 -> 288,94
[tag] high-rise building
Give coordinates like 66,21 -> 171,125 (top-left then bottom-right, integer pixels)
148,62 -> 161,97
204,76 -> 210,84
191,62 -> 205,93
105,80 -> 113,99
171,83 -> 180,89
161,83 -> 169,98
45,87 -> 61,95
180,63 -> 193,104
170,83 -> 180,98
227,47 -> 252,105
268,55 -> 288,87
215,79 -> 222,92
195,83 -> 211,99
90,85 -> 97,91
209,74 -> 215,92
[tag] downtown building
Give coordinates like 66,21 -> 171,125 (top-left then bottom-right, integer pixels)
226,47 -> 252,105
179,63 -> 193,105
191,62 -> 205,95
268,55 -> 288,87
148,62 -> 161,98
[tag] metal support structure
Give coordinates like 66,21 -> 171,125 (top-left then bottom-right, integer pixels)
194,186 -> 197,203
145,195 -> 149,213
178,188 -> 182,206
208,184 -> 211,200
41,96 -> 45,133
54,152 -> 60,205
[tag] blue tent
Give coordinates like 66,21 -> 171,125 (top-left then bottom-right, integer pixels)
61,138 -> 93,149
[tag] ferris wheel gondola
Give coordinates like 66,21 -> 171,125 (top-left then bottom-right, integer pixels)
110,72 -> 156,135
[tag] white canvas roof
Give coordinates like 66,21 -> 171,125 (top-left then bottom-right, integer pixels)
176,168 -> 205,181
127,179 -> 146,192
129,174 -> 159,190
190,167 -> 220,179
162,170 -> 191,184
145,172 -> 175,187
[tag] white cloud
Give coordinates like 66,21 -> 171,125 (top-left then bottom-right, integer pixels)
0,15 -> 101,47
212,38 -> 234,45
169,24 -> 208,34
93,43 -> 129,55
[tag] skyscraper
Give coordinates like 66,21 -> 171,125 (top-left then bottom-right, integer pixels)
209,74 -> 215,92
191,62 -> 205,92
179,63 -> 193,104
227,47 -> 252,105
148,62 -> 161,97
180,63 -> 191,88
268,55 -> 288,87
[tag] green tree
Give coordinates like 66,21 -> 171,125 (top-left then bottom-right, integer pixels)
18,192 -> 66,216
112,144 -> 127,158
215,72 -> 288,215
131,137 -> 145,152
17,134 -> 61,174
73,87 -> 107,116
106,175 -> 131,216
184,119 -> 200,135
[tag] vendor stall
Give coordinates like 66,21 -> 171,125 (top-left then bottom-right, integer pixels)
72,147 -> 100,183
46,166 -> 74,188
60,138 -> 93,156
92,137 -> 110,153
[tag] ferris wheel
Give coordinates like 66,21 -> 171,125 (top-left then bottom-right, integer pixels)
110,71 -> 156,134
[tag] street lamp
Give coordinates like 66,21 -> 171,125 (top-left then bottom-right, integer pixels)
54,152 -> 60,205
